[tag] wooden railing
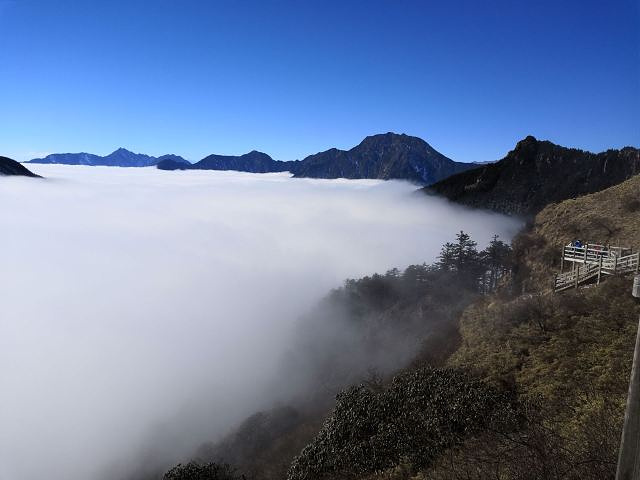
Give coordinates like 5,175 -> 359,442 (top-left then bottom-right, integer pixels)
603,252 -> 640,274
554,263 -> 602,292
562,244 -> 632,265
555,244 -> 639,292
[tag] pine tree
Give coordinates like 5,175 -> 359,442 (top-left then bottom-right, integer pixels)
438,231 -> 483,290
437,241 -> 457,272
480,235 -> 512,292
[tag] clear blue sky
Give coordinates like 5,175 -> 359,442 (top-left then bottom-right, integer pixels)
0,0 -> 638,163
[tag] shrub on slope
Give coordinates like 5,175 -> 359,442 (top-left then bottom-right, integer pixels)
163,461 -> 243,480
439,277 -> 640,479
287,367 -> 519,480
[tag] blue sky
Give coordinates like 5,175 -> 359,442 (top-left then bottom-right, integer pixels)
0,0 -> 638,163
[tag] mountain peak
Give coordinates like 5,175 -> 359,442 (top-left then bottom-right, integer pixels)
293,132 -> 470,184
514,135 -> 538,150
245,150 -> 270,157
509,136 -> 540,158
110,147 -> 133,155
357,132 -> 428,150
427,138 -> 640,216
362,132 -> 408,142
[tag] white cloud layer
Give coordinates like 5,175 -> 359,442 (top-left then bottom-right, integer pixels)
0,165 -> 522,480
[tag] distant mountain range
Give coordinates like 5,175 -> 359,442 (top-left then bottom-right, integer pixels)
19,135 -> 639,200
158,133 -> 477,185
425,136 -> 640,216
179,150 -> 296,174
0,156 -> 40,177
27,148 -> 190,168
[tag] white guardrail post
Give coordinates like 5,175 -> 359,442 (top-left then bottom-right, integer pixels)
616,275 -> 640,480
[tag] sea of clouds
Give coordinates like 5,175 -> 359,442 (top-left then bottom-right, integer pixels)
0,165 -> 522,480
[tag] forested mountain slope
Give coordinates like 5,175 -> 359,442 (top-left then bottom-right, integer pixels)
156,176 -> 640,480
425,136 -> 640,216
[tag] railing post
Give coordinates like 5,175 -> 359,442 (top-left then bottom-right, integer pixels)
615,313 -> 640,480
584,244 -> 588,263
598,256 -> 603,285
615,255 -> 619,274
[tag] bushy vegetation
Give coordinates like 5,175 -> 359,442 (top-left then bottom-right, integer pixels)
279,232 -> 513,407
440,277 -> 639,479
332,279 -> 638,480
287,273 -> 638,480
159,210 -> 639,480
421,399 -> 622,480
163,461 -> 243,480
195,406 -> 316,480
452,278 -> 639,401
287,367 -> 519,480
163,232 -> 513,480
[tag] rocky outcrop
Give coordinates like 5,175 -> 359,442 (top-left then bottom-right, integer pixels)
425,136 -> 640,216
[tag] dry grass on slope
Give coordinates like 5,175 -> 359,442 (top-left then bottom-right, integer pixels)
513,174 -> 640,293
534,173 -> 640,247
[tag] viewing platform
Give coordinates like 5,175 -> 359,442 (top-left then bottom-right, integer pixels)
554,243 -> 639,292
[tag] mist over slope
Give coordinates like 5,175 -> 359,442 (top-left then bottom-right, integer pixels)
0,165 -> 521,480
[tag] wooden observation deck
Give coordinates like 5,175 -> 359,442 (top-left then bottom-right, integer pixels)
554,243 -> 639,292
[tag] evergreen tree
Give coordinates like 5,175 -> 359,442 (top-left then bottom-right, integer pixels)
438,231 -> 483,290
480,235 -> 513,292
437,241 -> 457,272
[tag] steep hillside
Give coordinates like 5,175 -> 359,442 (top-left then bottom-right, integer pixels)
513,173 -> 640,292
425,136 -> 640,216
154,236 -> 511,480
0,156 -> 41,177
285,195 -> 640,479
156,175 -> 640,480
533,173 -> 640,248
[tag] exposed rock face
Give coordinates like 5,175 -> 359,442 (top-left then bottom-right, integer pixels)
0,156 -> 41,177
425,136 -> 640,216
28,148 -> 189,167
158,133 -> 475,185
